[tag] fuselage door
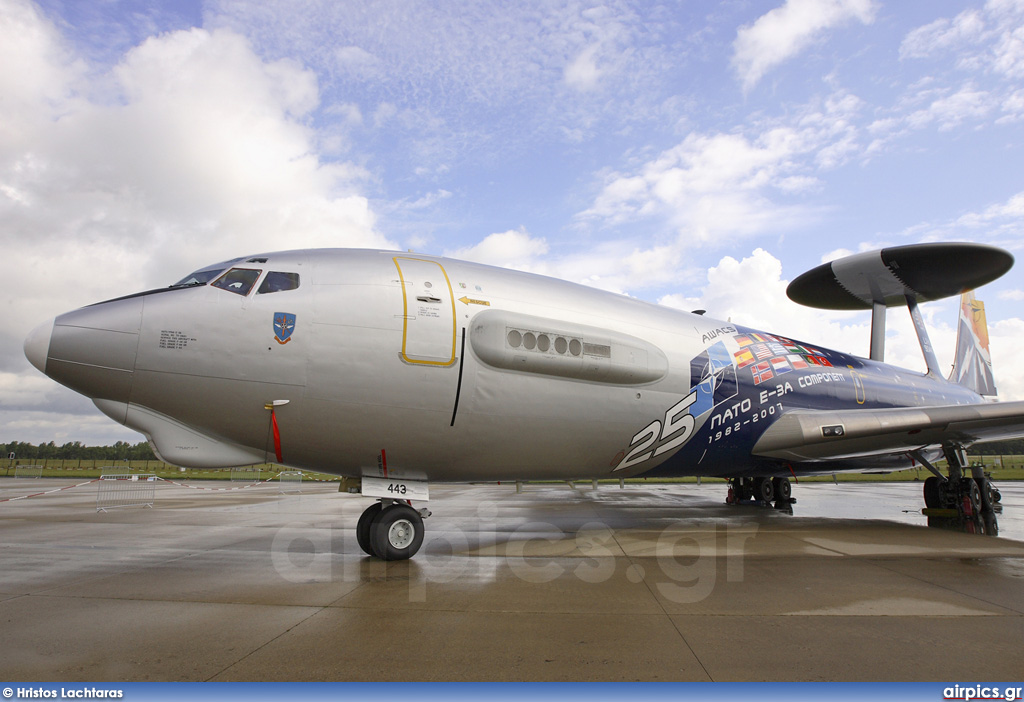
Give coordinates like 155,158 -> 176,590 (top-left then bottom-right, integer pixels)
393,257 -> 457,366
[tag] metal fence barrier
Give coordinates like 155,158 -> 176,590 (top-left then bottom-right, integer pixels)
279,471 -> 303,494
15,465 -> 43,479
99,465 -> 130,476
231,467 -> 261,483
97,474 -> 156,512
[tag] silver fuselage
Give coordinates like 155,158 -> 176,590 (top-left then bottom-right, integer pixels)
26,249 -> 982,481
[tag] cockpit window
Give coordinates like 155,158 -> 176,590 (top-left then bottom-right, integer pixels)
171,257 -> 245,288
212,268 -> 262,296
257,272 -> 300,294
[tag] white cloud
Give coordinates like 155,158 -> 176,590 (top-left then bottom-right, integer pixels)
657,247 -> 1024,400
889,196 -> 1024,277
324,101 -> 363,125
0,368 -> 142,444
443,229 -> 700,298
998,88 -> 1024,122
1,22 -> 391,279
403,189 -> 452,210
206,0 -> 679,153
819,246 -> 855,262
732,0 -> 876,91
932,191 -> 1024,248
446,228 -> 549,270
660,248 -> 868,355
0,407 -> 144,445
0,370 -> 64,411
372,101 -> 398,128
992,20 -> 1024,78
900,1 -> 1024,79
990,317 -> 1024,400
580,91 -> 861,247
583,131 -> 799,233
0,3 -> 394,442
564,45 -> 602,91
869,66 -> 1019,149
956,191 -> 1024,227
0,0 -> 83,136
906,85 -> 995,131
899,11 -> 985,59
333,45 -> 383,80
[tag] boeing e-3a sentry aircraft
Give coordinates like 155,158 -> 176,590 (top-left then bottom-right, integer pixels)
24,242 -> 1024,559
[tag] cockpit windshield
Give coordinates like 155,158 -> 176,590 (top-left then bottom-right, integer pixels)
170,257 -> 301,297
211,268 -> 262,296
170,257 -> 245,288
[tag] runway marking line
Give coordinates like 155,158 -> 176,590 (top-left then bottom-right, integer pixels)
0,478 -> 101,502
155,475 -> 283,491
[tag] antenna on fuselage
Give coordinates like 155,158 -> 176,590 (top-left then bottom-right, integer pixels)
786,243 -> 1013,374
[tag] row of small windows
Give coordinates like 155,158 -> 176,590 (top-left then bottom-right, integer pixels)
212,269 -> 300,296
507,329 -> 583,357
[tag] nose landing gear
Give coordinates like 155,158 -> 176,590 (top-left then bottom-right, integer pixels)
356,500 -> 427,560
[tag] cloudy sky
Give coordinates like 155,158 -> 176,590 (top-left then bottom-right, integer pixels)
3,0 -> 1024,445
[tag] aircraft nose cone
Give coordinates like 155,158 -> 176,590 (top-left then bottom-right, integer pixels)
43,297 -> 143,403
24,318 -> 54,374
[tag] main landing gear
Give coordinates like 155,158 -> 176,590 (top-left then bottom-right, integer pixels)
919,447 -> 1002,536
727,476 -> 795,512
356,500 -> 429,560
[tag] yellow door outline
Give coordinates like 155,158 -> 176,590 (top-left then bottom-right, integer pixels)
393,257 -> 457,366
850,369 -> 866,404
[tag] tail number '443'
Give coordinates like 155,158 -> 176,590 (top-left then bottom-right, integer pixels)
615,392 -> 697,472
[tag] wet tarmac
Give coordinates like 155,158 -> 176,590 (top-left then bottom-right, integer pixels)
1,477 -> 1023,681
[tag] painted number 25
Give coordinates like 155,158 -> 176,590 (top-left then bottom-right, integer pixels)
615,391 -> 697,471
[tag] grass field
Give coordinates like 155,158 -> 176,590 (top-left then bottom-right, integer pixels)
0,459 -> 332,482
2,456 -> 1022,483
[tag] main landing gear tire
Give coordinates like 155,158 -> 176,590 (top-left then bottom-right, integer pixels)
923,476 -> 943,509
922,469 -> 1001,536
754,476 -> 775,503
728,477 -> 793,509
961,478 -> 983,534
356,502 -> 383,556
773,477 -> 792,501
729,479 -> 751,503
368,504 -> 424,561
983,511 -> 999,536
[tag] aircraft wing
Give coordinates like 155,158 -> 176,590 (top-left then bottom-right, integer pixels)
751,400 -> 1024,462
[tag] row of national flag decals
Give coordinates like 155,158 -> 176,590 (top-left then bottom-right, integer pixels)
732,333 -> 833,386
